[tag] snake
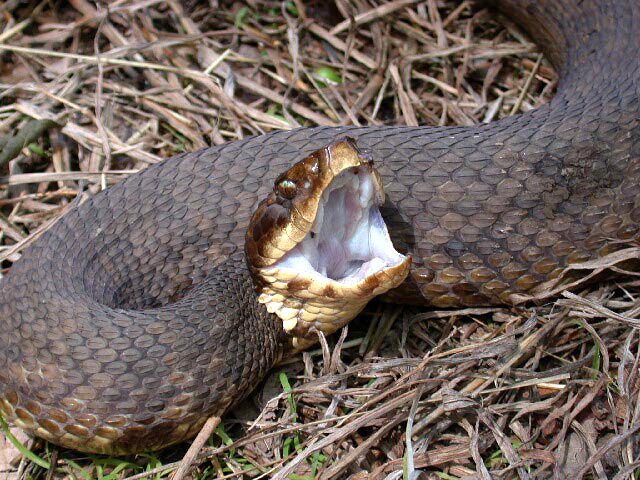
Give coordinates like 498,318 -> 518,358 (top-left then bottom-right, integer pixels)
1,0 -> 639,455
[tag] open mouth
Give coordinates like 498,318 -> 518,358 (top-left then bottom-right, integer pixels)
274,166 -> 407,285
246,138 -> 411,341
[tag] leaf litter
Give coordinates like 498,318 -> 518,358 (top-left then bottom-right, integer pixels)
0,1 -> 637,479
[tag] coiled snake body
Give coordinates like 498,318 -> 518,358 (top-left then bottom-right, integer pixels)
1,0 -> 640,454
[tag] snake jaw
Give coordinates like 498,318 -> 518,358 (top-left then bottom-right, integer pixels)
246,138 -> 411,345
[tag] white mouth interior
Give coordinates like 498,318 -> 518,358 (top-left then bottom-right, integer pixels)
275,167 -> 406,284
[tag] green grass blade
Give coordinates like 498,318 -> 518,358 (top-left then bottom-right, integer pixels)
0,414 -> 50,469
64,458 -> 93,480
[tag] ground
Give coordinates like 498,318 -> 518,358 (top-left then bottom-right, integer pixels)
0,1 -> 638,479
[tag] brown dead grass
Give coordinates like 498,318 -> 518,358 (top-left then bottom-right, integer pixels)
0,1 -> 638,479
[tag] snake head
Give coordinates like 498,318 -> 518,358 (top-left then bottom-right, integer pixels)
245,137 -> 411,351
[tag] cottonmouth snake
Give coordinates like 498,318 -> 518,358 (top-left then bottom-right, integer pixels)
1,0 -> 640,454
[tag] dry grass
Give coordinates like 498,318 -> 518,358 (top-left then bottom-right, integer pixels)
0,1 -> 638,479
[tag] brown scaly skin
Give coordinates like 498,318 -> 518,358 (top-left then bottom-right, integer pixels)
1,0 -> 640,453
0,255 -> 286,454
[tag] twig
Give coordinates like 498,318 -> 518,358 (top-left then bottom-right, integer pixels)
330,0 -> 420,35
171,416 -> 221,480
510,53 -> 543,115
93,9 -> 112,172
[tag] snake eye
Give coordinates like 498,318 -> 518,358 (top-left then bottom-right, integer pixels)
277,179 -> 297,199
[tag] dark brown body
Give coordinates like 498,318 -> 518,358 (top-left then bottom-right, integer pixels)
1,0 -> 639,453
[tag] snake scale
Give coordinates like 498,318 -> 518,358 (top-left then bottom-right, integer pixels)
1,0 -> 639,454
